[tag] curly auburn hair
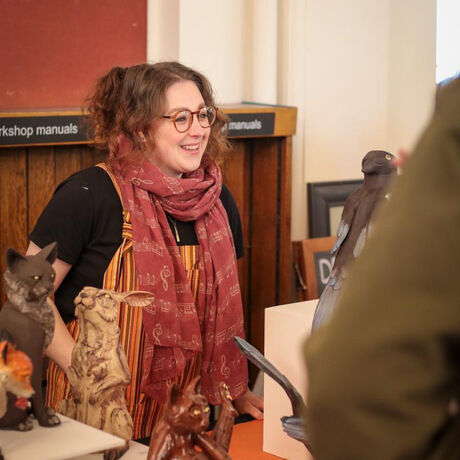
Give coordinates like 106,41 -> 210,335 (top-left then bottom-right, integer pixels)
86,62 -> 230,163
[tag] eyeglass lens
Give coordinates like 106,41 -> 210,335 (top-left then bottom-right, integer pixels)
174,106 -> 216,132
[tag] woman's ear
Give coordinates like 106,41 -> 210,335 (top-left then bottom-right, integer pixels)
138,131 -> 146,143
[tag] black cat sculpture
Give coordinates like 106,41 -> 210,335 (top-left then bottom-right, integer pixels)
0,242 -> 60,430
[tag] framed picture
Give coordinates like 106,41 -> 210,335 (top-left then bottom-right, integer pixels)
307,180 -> 363,237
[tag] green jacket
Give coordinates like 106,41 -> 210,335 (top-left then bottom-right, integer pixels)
304,77 -> 460,459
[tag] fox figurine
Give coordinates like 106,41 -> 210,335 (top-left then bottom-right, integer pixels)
0,337 -> 35,460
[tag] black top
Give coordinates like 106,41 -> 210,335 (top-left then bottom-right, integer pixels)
30,166 -> 244,323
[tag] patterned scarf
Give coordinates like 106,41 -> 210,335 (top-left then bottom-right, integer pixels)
110,140 -> 248,404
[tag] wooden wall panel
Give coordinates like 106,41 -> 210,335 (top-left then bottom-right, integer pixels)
55,146 -> 82,186
0,145 -> 113,303
28,147 -> 56,233
250,138 -> 280,354
80,146 -> 107,170
278,136 -> 292,305
221,141 -> 251,335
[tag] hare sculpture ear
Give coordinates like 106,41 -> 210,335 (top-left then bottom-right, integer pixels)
39,242 -> 58,265
120,291 -> 154,307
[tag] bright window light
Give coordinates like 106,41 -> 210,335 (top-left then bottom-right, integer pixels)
436,0 -> 460,82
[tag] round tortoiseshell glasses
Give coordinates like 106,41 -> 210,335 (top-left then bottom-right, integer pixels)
162,105 -> 217,133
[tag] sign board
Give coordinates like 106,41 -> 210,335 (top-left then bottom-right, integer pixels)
0,109 -> 278,147
225,112 -> 275,137
313,251 -> 335,296
0,115 -> 89,147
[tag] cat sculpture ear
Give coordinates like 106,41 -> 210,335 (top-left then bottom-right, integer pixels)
168,383 -> 182,405
184,376 -> 202,395
5,248 -> 27,271
39,242 -> 58,265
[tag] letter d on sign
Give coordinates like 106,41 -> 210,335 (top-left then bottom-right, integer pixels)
319,258 -> 332,284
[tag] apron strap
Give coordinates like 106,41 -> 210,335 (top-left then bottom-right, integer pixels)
96,162 -> 124,208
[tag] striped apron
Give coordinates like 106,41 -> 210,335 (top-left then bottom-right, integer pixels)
46,164 -> 202,439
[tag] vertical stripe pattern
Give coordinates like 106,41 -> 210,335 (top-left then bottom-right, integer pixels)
46,165 -> 203,439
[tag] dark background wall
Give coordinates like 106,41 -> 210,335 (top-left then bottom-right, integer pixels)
0,0 -> 147,110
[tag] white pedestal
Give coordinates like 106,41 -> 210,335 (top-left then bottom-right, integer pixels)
0,414 -> 125,460
263,300 -> 317,460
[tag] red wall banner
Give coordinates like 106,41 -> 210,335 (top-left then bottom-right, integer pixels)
0,0 -> 147,110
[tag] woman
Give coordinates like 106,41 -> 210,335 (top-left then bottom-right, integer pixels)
27,62 -> 263,440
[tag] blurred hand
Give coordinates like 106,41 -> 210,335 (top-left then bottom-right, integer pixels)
233,389 -> 264,420
392,148 -> 410,170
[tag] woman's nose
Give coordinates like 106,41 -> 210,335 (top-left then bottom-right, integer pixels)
188,114 -> 206,136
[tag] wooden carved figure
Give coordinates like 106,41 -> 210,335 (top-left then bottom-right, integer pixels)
148,376 -> 238,460
58,287 -> 153,460
0,338 -> 35,460
0,242 -> 60,430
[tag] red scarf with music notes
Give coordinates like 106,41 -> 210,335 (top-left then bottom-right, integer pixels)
110,146 -> 247,404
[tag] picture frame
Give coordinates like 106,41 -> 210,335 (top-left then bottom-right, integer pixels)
307,180 -> 363,237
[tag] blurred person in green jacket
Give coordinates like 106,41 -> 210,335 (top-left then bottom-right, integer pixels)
304,76 -> 460,459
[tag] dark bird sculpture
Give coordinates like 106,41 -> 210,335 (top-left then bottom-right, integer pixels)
312,150 -> 396,331
234,336 -> 311,452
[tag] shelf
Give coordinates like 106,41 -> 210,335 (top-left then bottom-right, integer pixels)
0,414 -> 125,460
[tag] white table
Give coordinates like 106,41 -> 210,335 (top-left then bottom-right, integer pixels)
0,414 -> 127,460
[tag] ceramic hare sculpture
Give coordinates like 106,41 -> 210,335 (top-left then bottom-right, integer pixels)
58,286 -> 153,460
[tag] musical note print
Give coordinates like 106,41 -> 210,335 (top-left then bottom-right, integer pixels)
160,265 -> 171,291
221,354 -> 230,379
152,323 -> 163,343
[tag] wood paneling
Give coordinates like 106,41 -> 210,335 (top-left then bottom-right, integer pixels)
28,147 -> 56,232
222,140 -> 251,335
0,145 -> 109,303
278,136 -> 293,305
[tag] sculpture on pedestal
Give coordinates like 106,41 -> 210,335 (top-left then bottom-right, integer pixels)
0,242 -> 61,430
312,150 -> 396,330
58,286 -> 153,460
148,377 -> 238,460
